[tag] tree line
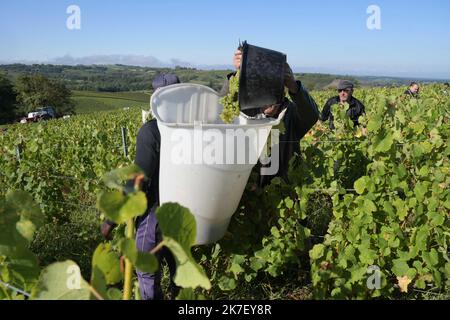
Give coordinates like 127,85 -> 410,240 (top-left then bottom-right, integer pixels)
0,73 -> 74,124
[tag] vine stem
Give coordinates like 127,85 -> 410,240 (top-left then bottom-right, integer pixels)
150,241 -> 165,255
123,218 -> 135,300
89,285 -> 105,300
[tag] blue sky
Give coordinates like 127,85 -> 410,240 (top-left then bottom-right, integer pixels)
1,0 -> 449,79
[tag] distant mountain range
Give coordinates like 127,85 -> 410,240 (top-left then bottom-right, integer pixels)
0,54 -> 233,72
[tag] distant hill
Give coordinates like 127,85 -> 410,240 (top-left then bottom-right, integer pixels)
71,91 -> 149,114
0,63 -> 446,94
0,64 -> 230,93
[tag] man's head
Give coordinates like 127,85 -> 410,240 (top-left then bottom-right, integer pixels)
409,82 -> 420,94
150,74 -> 180,117
152,73 -> 180,91
337,80 -> 354,103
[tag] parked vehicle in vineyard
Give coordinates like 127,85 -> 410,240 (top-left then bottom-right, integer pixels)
21,106 -> 56,123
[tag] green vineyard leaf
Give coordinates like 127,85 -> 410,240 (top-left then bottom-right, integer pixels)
107,288 -> 123,300
392,259 -> 410,277
156,203 -> 196,250
5,190 -> 44,241
102,164 -> 145,191
156,203 -> 211,290
176,288 -> 193,300
91,243 -> 122,285
35,261 -> 91,300
163,237 -> 211,290
97,190 -> 147,224
374,132 -> 394,153
309,244 -> 325,260
354,176 -> 369,195
120,238 -> 137,262
119,238 -> 158,274
136,252 -> 159,274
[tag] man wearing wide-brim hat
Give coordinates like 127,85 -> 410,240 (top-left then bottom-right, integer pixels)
319,80 -> 366,130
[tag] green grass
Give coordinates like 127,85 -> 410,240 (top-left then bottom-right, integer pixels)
72,90 -> 150,113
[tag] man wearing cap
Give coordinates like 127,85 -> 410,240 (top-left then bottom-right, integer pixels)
404,82 -> 420,98
443,83 -> 449,95
101,73 -> 180,300
319,80 -> 366,130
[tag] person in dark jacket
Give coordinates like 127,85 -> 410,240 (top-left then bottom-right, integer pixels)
443,83 -> 449,95
221,49 -> 319,187
404,82 -> 420,98
320,80 -> 366,130
101,73 -> 180,300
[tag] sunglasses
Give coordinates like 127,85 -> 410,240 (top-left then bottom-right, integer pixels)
338,88 -> 352,93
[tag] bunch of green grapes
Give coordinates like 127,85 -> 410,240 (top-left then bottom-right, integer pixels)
219,71 -> 241,123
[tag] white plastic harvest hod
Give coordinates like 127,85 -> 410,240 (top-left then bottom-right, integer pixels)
151,84 -> 286,245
